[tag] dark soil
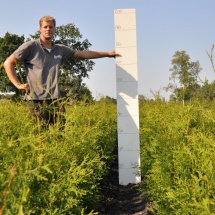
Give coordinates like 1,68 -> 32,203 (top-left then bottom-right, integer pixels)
97,150 -> 150,215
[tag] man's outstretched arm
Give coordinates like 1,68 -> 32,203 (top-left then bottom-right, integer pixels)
73,50 -> 121,59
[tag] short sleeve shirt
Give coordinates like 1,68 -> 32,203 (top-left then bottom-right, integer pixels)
13,39 -> 75,100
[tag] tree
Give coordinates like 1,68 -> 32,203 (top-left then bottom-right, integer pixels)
138,95 -> 147,102
166,50 -> 202,102
59,76 -> 93,102
98,96 -> 116,104
201,80 -> 215,101
0,32 -> 25,93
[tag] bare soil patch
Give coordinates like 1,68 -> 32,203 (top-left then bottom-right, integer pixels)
98,150 -> 150,215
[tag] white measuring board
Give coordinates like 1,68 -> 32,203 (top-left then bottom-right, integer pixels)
114,8 -> 141,185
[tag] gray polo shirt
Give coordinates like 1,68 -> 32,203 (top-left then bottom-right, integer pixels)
13,39 -> 75,100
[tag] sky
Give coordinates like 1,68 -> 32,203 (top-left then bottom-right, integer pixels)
1,0 -> 215,100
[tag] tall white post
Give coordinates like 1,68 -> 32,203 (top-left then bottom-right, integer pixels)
114,8 -> 141,185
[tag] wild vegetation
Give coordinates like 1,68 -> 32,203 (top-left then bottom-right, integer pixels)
139,99 -> 215,214
0,99 -> 117,214
2,98 -> 215,214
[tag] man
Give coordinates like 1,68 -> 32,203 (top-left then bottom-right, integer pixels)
4,15 -> 120,125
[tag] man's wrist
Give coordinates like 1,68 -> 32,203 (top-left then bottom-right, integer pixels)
15,82 -> 21,88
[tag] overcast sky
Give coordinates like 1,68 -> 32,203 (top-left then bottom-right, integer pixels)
1,0 -> 215,100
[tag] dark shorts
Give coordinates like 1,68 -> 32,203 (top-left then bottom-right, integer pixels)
28,99 -> 66,125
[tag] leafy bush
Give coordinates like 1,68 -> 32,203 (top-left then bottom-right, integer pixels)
140,100 -> 215,214
0,100 -> 117,214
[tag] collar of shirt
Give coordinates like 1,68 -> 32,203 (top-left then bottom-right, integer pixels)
37,38 -> 56,50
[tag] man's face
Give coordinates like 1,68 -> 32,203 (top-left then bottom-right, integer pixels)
40,21 -> 55,40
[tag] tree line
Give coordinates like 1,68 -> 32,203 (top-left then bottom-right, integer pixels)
0,22 -> 215,102
166,48 -> 215,103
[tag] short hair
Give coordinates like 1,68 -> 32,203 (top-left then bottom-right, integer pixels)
39,16 -> 56,27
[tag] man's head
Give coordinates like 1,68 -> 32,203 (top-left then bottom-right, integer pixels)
39,16 -> 56,27
39,16 -> 56,41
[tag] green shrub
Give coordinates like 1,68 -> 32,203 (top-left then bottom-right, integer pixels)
0,100 -> 117,214
140,100 -> 215,214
